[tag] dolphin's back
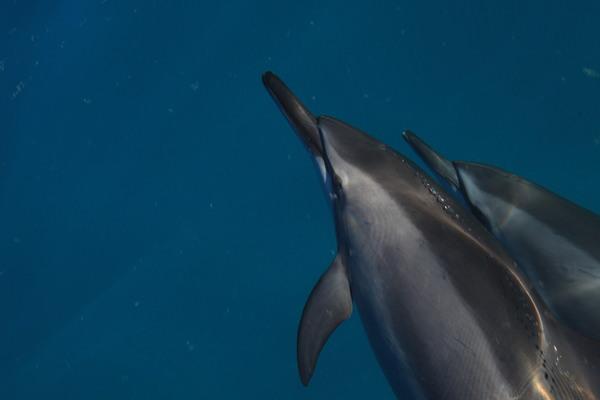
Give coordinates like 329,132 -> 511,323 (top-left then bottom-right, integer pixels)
455,162 -> 600,339
403,131 -> 600,341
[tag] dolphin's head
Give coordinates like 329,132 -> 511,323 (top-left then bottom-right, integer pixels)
262,72 -> 415,202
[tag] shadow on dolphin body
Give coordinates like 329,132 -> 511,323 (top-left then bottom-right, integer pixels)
263,71 -> 600,399
404,131 -> 600,341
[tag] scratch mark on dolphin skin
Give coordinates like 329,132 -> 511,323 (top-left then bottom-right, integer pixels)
575,267 -> 600,279
452,336 -> 476,359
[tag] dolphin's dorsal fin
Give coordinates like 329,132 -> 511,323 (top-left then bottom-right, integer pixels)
402,130 -> 460,188
297,253 -> 352,386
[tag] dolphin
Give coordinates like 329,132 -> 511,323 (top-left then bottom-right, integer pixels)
403,131 -> 600,340
263,72 -> 600,399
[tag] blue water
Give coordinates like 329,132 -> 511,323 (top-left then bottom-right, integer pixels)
1,1 -> 599,398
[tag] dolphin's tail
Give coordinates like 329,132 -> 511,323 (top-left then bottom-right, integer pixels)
402,130 -> 460,189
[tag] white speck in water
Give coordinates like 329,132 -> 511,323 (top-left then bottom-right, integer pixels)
0,60 -> 5,72
311,95 -> 316,101
190,81 -> 199,91
186,340 -> 196,351
83,98 -> 92,105
209,202 -> 214,209
309,20 -> 315,26
12,81 -> 25,99
583,67 -> 600,79
134,301 -> 140,308
168,108 -> 174,113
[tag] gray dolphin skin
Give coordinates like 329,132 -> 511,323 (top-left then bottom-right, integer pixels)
263,71 -> 600,399
403,131 -> 600,341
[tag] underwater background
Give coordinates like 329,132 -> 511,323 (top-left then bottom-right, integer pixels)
1,0 -> 599,398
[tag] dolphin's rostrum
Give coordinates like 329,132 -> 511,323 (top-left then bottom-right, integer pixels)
263,71 -> 600,399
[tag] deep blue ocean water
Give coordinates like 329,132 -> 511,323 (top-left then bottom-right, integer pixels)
1,1 -> 599,398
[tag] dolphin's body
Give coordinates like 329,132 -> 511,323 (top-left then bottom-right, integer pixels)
403,132 -> 600,340
263,72 -> 600,399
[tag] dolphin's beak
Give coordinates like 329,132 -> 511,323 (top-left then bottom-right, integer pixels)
262,71 -> 323,156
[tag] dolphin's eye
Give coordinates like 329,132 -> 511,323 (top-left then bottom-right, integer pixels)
333,174 -> 344,191
331,174 -> 345,202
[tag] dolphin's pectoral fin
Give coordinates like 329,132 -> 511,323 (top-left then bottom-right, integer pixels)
297,253 -> 352,386
402,130 -> 460,189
